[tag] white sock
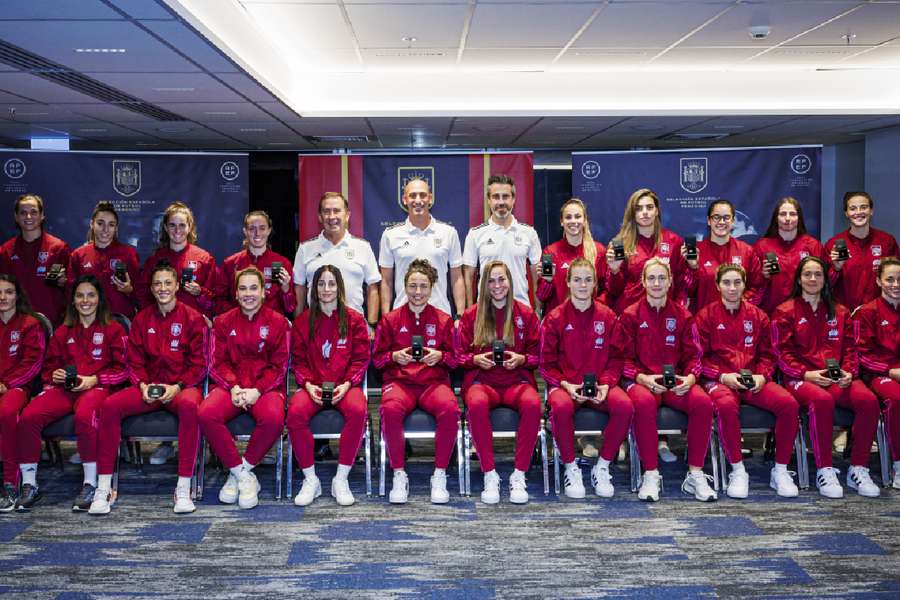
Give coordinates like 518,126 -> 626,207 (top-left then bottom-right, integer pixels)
564,461 -> 578,470
83,462 -> 97,486
242,457 -> 254,471
731,462 -> 746,474
512,469 -> 526,478
894,460 -> 900,473
176,476 -> 191,489
595,457 -> 610,469
393,468 -> 406,478
97,474 -> 112,491
302,466 -> 317,479
773,463 -> 788,473
229,465 -> 245,478
433,467 -> 446,476
644,469 -> 660,477
336,464 -> 351,479
19,463 -> 37,487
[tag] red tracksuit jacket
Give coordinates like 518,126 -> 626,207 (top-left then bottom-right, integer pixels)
605,229 -> 689,312
610,297 -> 702,379
291,307 -> 370,387
127,301 -> 209,386
754,234 -> 825,315
539,298 -> 620,388
455,300 -> 540,391
217,248 -> 297,316
854,296 -> 900,375
68,240 -> 141,317
210,305 -> 290,394
372,303 -> 456,387
0,233 -> 70,325
535,239 -> 608,316
688,237 -> 764,312
825,228 -> 899,311
0,312 -> 45,389
43,320 -> 128,387
690,299 -> 775,381
771,298 -> 857,379
137,244 -> 218,317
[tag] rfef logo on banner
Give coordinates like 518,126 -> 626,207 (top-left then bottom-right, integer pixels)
581,160 -> 600,180
680,157 -> 708,194
397,166 -> 434,209
3,158 -> 25,179
112,160 -> 141,197
220,161 -> 239,181
790,154 -> 812,175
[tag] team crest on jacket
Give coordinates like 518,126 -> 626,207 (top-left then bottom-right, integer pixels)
187,261 -> 198,270
665,318 -> 677,332
594,321 -> 605,335
800,251 -> 809,259
515,316 -> 524,328
345,248 -> 355,260
660,243 -> 670,254
110,258 -> 122,270
426,323 -> 436,337
171,323 -> 182,336
744,336 -> 754,346
92,332 -> 104,345
259,326 -> 269,339
732,256 -> 741,265
10,330 -> 20,343
743,320 -> 753,333
38,251 -> 49,263
433,238 -> 442,248
828,328 -> 839,339
872,245 -> 882,257
827,317 -> 838,326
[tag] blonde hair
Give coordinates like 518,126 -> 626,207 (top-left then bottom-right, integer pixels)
566,257 -> 596,298
473,260 -> 515,347
641,257 -> 671,282
560,198 -> 597,268
615,188 -> 661,256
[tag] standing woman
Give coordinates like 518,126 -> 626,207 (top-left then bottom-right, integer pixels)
536,198 -> 607,315
605,188 -> 690,312
685,199 -> 764,312
0,275 -> 45,511
373,259 -> 459,504
287,265 -> 370,508
610,258 -> 717,503
15,275 -> 128,511
771,256 -> 881,498
456,260 -> 541,505
136,201 -> 218,319
853,256 -> 900,489
68,201 -> 140,318
691,264 -> 800,498
200,267 -> 290,510
754,197 -> 824,315
540,258 -> 632,499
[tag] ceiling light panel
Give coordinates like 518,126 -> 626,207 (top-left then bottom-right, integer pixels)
346,4 -> 469,48
361,48 -> 455,69
86,72 -> 244,103
789,2 -> 900,46
0,0 -> 121,19
467,3 -> 598,48
157,102 -> 274,121
240,3 -> 356,50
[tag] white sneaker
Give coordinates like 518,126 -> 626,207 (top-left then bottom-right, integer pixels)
331,477 -> 355,506
682,471 -> 718,502
149,443 -> 176,465
69,452 -> 82,465
769,468 -> 799,497
726,469 -> 749,499
658,441 -> 677,463
237,471 -> 260,509
847,466 -> 880,497
590,462 -> 614,498
509,471 -> 529,504
88,488 -> 113,515
893,468 -> 900,490
638,471 -> 662,502
389,470 -> 408,504
816,467 -> 844,498
173,485 -> 195,514
293,475 -> 321,507
218,473 -> 239,504
430,471 -> 450,504
481,471 -> 500,505
563,463 -> 586,499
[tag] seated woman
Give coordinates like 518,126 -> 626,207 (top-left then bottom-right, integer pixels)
16,275 -> 127,511
199,267 -> 290,510
456,260 -> 541,505
540,258 -> 632,499
89,264 -> 207,515
692,264 -> 800,498
373,258 -> 459,504
287,265 -> 369,507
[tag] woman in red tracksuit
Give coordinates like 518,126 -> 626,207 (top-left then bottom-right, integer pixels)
540,258 -> 632,499
754,197 -> 825,314
0,274 -> 44,512
15,275 -> 127,512
136,201 -> 218,318
853,256 -> 900,490
68,201 -> 141,318
456,260 -> 541,505
89,264 -> 208,516
287,264 -> 370,508
685,199 -> 764,312
691,263 -> 800,499
536,198 -> 608,315
200,267 -> 290,511
610,257 -> 717,503
771,256 -> 881,498
374,258 -> 459,505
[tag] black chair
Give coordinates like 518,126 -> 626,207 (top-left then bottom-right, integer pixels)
549,405 -> 611,496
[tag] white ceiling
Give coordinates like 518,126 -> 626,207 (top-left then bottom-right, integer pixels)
0,0 -> 897,151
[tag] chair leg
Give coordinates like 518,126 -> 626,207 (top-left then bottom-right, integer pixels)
275,434 -> 283,501
715,421 -> 727,491
286,438 -> 294,499
552,436 -> 560,497
365,422 -> 372,497
628,429 -> 641,493
876,418 -> 890,488
456,419 -> 465,497
112,445 -> 121,503
191,435 -> 203,500
708,432 -> 720,492
378,428 -> 387,497
196,438 -> 206,501
464,426 -> 471,496
540,426 -> 549,496
798,415 -> 810,490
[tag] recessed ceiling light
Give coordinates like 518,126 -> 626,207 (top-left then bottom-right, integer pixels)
629,124 -> 664,132
267,142 -> 291,146
152,87 -> 195,92
157,126 -> 193,133
205,111 -> 237,116
13,112 -> 50,116
239,128 -> 267,132
75,48 -> 126,53
555,126 -> 585,131
135,142 -> 159,146
78,128 -> 108,133
401,36 -> 417,43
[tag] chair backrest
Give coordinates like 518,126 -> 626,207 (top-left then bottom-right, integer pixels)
111,312 -> 132,334
33,311 -> 53,342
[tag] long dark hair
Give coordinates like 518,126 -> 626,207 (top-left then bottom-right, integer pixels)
763,197 -> 808,239
790,256 -> 835,320
64,275 -> 111,328
0,273 -> 35,317
308,264 -> 348,341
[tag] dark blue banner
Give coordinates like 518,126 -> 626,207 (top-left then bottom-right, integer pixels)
0,151 -> 249,262
572,146 -> 821,245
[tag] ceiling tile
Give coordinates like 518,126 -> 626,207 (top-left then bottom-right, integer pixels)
347,4 -> 468,48
553,48 -> 656,68
242,3 -> 355,50
140,20 -> 239,73
368,117 -> 452,137
0,0 -> 123,19
85,72 -> 245,103
295,117 -> 372,136
256,102 -> 304,123
576,1 -> 734,48
216,73 -> 278,102
839,45 -> 900,68
0,104 -> 108,123
467,3 -> 598,48
748,45 -> 870,66
156,102 -> 275,121
0,72 -> 104,104
460,49 -> 559,69
360,48 -> 455,68
652,47 -> 764,66
792,2 -> 900,46
107,0 -> 176,20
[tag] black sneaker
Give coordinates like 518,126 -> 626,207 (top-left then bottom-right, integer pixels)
15,483 -> 42,511
72,483 -> 96,512
0,483 -> 18,512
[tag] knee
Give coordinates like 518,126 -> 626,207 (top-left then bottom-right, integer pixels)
379,400 -> 405,423
692,393 -> 715,419
629,390 -> 655,415
713,393 -> 739,419
197,402 -> 222,427
609,395 -> 635,420
519,395 -> 542,419
548,393 -> 573,419
465,391 -> 490,415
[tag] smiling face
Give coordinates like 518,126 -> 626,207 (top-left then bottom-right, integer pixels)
319,196 -> 349,237
402,180 -> 432,217
0,280 -> 16,314
92,210 -> 118,248
151,269 -> 178,308
642,263 -> 671,301
878,264 -> 900,303
845,194 -> 872,229
165,211 -> 191,247
568,265 -> 595,302
487,183 -> 515,221
708,202 -> 734,239
561,203 -> 585,238
243,215 -> 271,251
15,198 -> 43,235
74,281 -> 100,320
487,265 -> 511,304
316,270 -> 339,305
236,272 -> 264,313
717,269 -> 745,305
799,261 -> 825,297
405,271 -> 432,308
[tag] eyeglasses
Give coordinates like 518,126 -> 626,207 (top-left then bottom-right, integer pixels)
710,214 -> 733,223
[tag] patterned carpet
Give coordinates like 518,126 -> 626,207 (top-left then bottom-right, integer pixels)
1,442 -> 899,600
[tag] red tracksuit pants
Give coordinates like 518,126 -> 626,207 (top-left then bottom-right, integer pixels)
1,388 -> 29,484
380,382 -> 460,470
869,376 -> 900,461
17,387 -> 107,464
707,382 -> 799,465
464,382 -> 541,472
627,382 -> 714,471
199,388 -> 286,470
785,379 -> 879,468
286,387 -> 367,469
548,386 -> 633,464
97,386 -> 202,478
